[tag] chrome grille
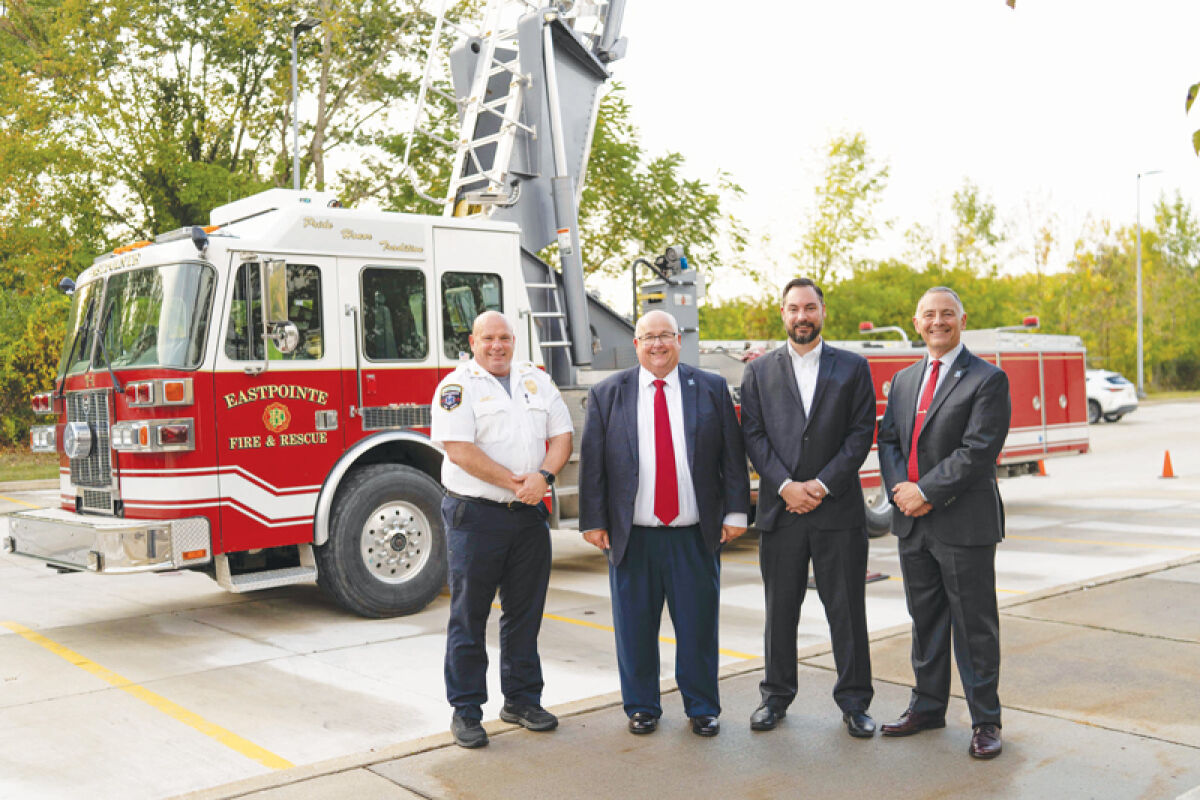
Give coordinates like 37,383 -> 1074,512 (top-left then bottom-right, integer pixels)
67,390 -> 112,489
362,404 -> 432,431
82,489 -> 113,513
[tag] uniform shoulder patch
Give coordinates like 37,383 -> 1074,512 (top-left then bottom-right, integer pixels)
440,384 -> 463,411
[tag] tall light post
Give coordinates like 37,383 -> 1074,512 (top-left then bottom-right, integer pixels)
1135,169 -> 1162,397
291,18 -> 322,191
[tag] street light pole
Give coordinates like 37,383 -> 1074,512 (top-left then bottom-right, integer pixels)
291,18 -> 322,192
1135,169 -> 1162,397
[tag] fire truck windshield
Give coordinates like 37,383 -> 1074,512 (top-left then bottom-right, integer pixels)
61,262 -> 217,374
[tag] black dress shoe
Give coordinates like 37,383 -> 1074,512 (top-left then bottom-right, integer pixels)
750,704 -> 785,731
691,715 -> 720,737
628,711 -> 658,734
843,710 -> 876,738
880,707 -> 946,737
969,723 -> 1002,759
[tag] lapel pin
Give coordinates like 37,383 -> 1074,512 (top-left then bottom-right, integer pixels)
687,379 -> 695,386
953,370 -> 962,378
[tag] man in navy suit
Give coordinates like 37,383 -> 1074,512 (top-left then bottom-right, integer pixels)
579,309 -> 750,738
877,287 -> 1011,759
739,278 -> 877,737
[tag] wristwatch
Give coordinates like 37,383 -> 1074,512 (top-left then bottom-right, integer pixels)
537,469 -> 556,486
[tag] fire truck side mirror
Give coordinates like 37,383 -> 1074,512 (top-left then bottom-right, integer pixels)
263,259 -> 290,325
58,277 -> 76,296
268,321 -> 301,355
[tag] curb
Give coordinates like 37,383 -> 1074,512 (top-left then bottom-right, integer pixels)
0,479 -> 57,492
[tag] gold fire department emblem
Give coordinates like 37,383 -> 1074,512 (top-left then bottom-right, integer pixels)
263,402 -> 292,433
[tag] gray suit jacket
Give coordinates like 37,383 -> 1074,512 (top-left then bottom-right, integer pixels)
578,363 -> 751,567
740,343 -> 875,533
877,347 -> 1012,544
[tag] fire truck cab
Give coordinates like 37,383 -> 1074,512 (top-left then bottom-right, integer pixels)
10,189 -> 540,617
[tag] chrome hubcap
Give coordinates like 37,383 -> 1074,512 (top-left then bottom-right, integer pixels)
360,501 -> 431,584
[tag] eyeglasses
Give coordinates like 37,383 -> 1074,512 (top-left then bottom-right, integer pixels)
637,333 -> 678,344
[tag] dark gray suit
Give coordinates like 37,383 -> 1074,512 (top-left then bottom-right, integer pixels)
579,362 -> 750,719
877,346 -> 1011,726
740,343 -> 876,713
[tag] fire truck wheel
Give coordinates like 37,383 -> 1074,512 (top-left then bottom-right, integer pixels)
316,463 -> 447,618
1087,399 -> 1101,424
863,486 -> 893,538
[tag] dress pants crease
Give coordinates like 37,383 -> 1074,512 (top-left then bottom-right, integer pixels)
759,515 -> 873,713
898,520 -> 1001,726
609,525 -> 720,719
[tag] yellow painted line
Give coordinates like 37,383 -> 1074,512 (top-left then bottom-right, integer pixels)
493,604 -> 759,661
1007,534 -> 1200,553
0,494 -> 39,508
0,621 -> 293,770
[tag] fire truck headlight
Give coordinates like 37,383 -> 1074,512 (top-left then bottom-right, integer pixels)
30,425 -> 57,453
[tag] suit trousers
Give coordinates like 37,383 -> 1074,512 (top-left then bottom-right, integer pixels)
759,515 -> 873,713
897,518 -> 1001,726
609,524 -> 721,719
442,496 -> 552,720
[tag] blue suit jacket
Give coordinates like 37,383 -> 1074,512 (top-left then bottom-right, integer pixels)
578,362 -> 751,567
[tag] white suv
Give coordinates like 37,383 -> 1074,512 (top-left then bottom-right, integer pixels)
1086,369 -> 1138,424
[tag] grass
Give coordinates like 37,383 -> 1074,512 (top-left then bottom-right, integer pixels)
1143,390 -> 1200,403
0,449 -> 60,483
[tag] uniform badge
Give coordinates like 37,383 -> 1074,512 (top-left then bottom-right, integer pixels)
524,378 -> 538,394
440,384 -> 463,411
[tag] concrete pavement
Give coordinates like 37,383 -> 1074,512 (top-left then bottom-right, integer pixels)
178,554 -> 1200,800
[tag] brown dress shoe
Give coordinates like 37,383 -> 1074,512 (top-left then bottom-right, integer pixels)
880,707 -> 946,737
969,723 -> 1002,759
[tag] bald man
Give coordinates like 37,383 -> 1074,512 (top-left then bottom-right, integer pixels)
430,310 -> 573,748
579,310 -> 750,737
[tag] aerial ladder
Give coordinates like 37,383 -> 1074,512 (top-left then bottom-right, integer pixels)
402,0 -> 632,385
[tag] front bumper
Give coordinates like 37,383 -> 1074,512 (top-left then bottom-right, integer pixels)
2,508 -> 212,573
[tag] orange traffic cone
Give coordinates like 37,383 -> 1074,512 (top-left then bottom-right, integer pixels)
1161,451 -> 1176,479
1036,460 -> 1047,477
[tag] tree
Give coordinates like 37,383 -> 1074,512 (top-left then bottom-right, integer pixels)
949,179 -> 1005,275
572,86 -> 746,281
793,131 -> 889,286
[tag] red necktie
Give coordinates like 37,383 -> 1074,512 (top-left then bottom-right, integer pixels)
652,379 -> 679,525
907,359 -> 941,482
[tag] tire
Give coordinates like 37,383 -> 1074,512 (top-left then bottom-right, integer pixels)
1103,412 -> 1122,423
315,463 -> 447,618
1087,399 -> 1101,424
863,486 -> 893,538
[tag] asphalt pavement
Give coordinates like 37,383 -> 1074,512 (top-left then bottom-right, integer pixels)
176,553 -> 1200,800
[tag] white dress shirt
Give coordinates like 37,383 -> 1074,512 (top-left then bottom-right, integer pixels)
788,338 -> 822,414
778,340 -> 829,497
632,366 -> 747,529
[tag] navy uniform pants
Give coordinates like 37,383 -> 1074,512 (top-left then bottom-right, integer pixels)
442,495 -> 552,720
609,524 -> 721,720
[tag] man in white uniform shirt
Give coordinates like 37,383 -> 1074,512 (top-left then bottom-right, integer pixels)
430,310 -> 573,749
578,310 -> 750,738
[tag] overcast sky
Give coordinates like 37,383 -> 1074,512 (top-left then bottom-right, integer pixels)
612,0 -> 1200,288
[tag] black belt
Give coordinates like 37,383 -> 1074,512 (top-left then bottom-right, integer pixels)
445,490 -> 540,511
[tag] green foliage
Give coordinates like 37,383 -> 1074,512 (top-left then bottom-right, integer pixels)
575,86 -> 746,280
0,288 -> 69,445
793,131 -> 889,285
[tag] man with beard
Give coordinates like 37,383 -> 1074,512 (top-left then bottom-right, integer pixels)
739,278 -> 878,737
